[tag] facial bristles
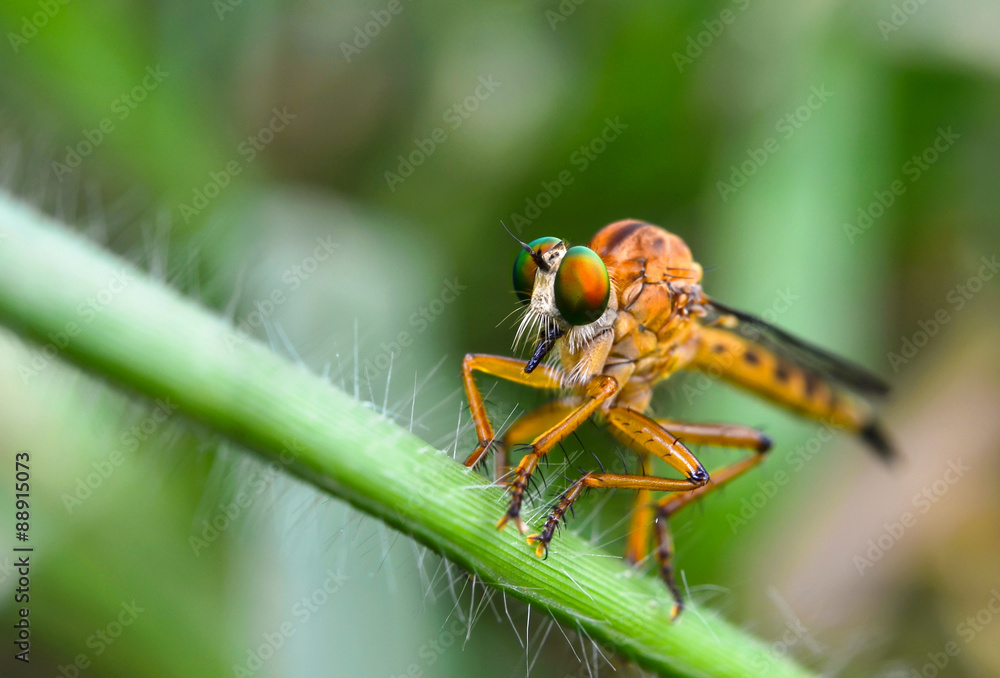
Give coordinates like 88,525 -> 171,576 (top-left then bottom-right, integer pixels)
511,306 -> 541,355
511,307 -> 561,360
565,322 -> 602,355
566,359 -> 591,387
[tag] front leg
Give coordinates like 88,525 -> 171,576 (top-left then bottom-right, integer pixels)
461,354 -> 563,469
500,374 -> 619,533
499,400 -> 577,482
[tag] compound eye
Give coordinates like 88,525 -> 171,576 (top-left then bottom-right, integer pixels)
513,237 -> 561,304
554,246 -> 610,325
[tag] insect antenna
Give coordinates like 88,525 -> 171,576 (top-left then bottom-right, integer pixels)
500,220 -> 550,271
500,219 -> 549,272
500,220 -> 529,248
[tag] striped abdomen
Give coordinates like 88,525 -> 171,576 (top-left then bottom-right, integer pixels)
690,326 -> 884,445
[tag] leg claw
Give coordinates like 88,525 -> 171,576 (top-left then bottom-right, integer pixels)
526,534 -> 548,559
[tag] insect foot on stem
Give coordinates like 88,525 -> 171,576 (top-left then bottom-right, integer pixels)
496,464 -> 532,534
464,437 -> 502,470
527,473 -> 589,558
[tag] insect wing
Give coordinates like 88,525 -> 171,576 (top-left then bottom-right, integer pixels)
701,297 -> 890,397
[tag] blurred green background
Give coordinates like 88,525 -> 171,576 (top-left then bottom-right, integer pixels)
1,0 -> 999,676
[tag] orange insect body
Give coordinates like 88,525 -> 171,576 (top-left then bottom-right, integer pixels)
463,219 -> 892,618
589,220 -> 872,430
587,221 -> 705,412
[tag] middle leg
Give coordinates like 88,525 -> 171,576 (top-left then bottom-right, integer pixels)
625,419 -> 773,565
526,472 -> 709,558
527,407 -> 711,557
497,374 -> 620,532
498,400 -> 575,482
650,419 -> 772,618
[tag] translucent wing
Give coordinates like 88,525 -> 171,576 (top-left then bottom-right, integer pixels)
701,297 -> 890,397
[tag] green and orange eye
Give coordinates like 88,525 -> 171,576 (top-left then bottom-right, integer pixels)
554,246 -> 610,325
513,237 -> 561,304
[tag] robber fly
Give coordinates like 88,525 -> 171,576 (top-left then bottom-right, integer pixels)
462,219 -> 893,619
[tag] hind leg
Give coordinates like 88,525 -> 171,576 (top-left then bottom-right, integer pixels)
649,420 -> 771,618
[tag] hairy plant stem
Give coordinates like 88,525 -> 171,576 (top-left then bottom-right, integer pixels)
0,193 -> 814,678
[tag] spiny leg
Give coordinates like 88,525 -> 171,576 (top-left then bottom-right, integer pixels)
526,473 -> 706,558
604,408 -> 714,567
654,419 -> 773,453
651,420 -> 772,619
604,408 -> 710,485
499,375 -> 619,533
499,400 -> 575,483
461,354 -> 563,470
619,419 -> 771,571
527,405 -> 711,556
